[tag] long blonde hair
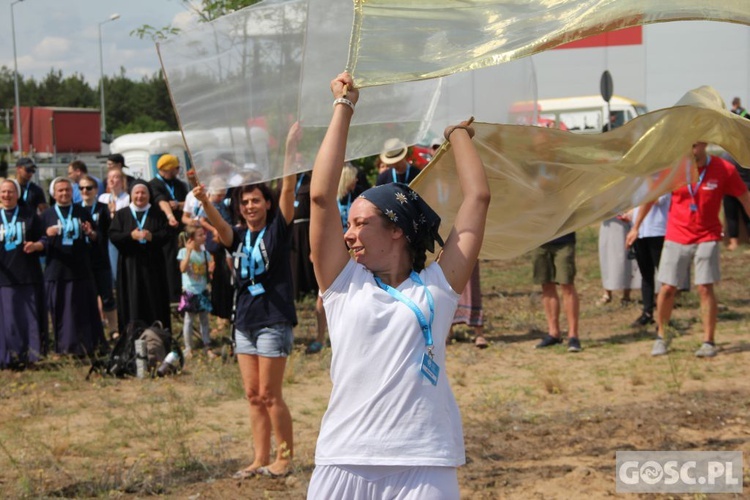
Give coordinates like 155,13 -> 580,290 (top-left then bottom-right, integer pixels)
337,163 -> 358,200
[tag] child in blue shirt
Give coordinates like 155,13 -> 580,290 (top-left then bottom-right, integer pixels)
177,226 -> 215,357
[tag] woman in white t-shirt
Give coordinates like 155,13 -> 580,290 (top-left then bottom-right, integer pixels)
307,72 -> 490,499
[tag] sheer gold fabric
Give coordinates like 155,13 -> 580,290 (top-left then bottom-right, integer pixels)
348,0 -> 750,87
411,86 -> 750,260
157,0 -> 446,186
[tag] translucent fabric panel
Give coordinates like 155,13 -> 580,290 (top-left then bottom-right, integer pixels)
158,0 -> 307,186
158,0 -> 451,186
347,0 -> 750,87
410,86 -> 750,260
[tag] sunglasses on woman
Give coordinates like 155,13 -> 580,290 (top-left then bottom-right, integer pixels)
80,185 -> 97,191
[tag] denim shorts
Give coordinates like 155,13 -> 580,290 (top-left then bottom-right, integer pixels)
235,322 -> 294,358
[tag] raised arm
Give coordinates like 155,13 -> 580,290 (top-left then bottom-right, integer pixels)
310,73 -> 359,292
194,184 -> 234,248
436,121 -> 491,293
278,122 -> 302,225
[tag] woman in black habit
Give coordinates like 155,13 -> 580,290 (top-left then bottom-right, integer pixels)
0,178 -> 46,367
109,180 -> 171,334
41,177 -> 105,356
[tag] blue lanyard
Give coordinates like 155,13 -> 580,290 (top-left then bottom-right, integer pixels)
156,173 -> 176,200
82,201 -> 97,216
22,185 -> 29,202
193,202 -> 205,219
392,165 -> 411,184
373,271 -> 435,352
337,193 -> 351,230
687,155 -> 710,209
130,206 -> 149,230
294,174 -> 305,199
54,205 -> 75,237
1,207 -> 19,242
241,226 -> 267,281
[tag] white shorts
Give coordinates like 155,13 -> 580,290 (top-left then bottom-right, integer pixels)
657,240 -> 720,286
307,465 -> 459,500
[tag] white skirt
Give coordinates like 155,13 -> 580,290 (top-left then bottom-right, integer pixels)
599,217 -> 641,290
307,465 -> 459,500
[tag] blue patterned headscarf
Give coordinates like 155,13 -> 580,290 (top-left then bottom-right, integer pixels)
359,182 -> 443,253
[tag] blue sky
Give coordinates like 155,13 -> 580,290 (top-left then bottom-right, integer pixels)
1,0 -> 196,84
2,1 -> 749,114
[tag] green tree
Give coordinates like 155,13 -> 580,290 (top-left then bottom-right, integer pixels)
131,0 -> 261,41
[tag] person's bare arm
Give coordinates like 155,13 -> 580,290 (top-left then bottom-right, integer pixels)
179,246 -> 192,273
310,73 -> 358,292
194,185 -> 234,247
278,122 -> 302,225
158,200 -> 178,227
625,200 -> 656,248
436,120 -> 491,292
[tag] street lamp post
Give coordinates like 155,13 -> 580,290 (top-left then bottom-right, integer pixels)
11,0 -> 25,156
98,13 -> 120,141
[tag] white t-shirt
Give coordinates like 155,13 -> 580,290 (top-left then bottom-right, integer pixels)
98,191 -> 130,211
183,191 -> 202,221
634,193 -> 671,238
315,259 -> 464,467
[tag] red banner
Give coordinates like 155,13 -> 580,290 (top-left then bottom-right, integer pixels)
557,26 -> 642,49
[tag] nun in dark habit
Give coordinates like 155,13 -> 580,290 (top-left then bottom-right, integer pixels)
40,177 -> 105,356
0,178 -> 46,367
109,180 -> 172,334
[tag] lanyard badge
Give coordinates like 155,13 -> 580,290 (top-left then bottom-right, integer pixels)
687,155 -> 710,213
374,271 -> 439,386
55,205 -> 78,246
130,207 -> 149,244
237,227 -> 268,295
1,207 -> 22,251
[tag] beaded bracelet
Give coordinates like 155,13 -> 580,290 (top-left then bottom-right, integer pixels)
333,97 -> 355,112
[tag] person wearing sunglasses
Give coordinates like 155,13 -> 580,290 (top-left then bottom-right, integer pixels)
67,160 -> 104,204
79,176 -> 117,339
40,177 -> 104,357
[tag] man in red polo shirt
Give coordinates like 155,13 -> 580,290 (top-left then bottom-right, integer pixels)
650,142 -> 750,357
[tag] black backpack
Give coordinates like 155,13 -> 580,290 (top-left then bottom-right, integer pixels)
87,321 -> 176,379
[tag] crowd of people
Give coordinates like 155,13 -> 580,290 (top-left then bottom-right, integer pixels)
1,81 -> 750,496
0,152 -> 237,368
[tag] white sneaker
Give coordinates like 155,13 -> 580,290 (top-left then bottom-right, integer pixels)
695,343 -> 717,358
651,337 -> 668,356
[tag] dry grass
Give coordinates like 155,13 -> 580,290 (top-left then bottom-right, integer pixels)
2,225 -> 750,498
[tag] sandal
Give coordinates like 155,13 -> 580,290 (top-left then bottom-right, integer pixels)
232,467 -> 260,479
596,293 -> 612,306
474,336 -> 489,349
257,466 -> 292,479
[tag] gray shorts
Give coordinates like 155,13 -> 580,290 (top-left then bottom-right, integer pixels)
235,322 -> 294,358
657,240 -> 720,286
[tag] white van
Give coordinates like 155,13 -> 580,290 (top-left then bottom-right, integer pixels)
508,95 -> 648,133
110,128 -> 272,183
109,131 -> 217,182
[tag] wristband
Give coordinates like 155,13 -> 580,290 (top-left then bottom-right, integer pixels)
333,97 -> 355,112
444,125 -> 475,141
